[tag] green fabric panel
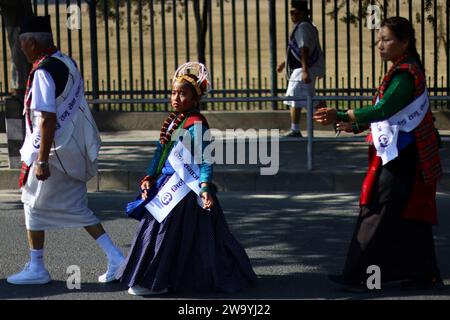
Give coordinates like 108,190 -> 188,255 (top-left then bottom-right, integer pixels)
354,72 -> 415,124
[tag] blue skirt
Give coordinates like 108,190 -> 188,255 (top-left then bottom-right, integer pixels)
116,191 -> 257,293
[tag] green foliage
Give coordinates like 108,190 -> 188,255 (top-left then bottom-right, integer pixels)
95,0 -> 185,28
327,0 -> 438,30
326,0 -> 446,66
93,0 -> 226,63
95,0 -> 229,26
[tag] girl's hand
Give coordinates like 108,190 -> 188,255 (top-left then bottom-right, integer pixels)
201,191 -> 214,210
140,178 -> 155,200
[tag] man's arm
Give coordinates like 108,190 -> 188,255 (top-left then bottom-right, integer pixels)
299,47 -> 311,83
35,111 -> 56,181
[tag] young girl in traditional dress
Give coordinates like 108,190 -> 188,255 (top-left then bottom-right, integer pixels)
116,62 -> 257,296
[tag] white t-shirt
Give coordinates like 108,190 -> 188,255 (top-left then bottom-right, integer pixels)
25,54 -> 101,182
30,69 -> 57,114
292,21 -> 325,78
294,22 -> 317,51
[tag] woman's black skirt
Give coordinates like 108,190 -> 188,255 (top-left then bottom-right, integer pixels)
342,144 -> 441,284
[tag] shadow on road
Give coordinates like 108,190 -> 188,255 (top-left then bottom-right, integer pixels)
0,279 -> 127,299
1,191 -> 450,299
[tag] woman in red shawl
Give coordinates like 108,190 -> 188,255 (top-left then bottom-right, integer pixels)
314,17 -> 443,291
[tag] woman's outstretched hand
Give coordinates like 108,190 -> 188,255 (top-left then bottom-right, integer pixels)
336,121 -> 354,133
313,107 -> 338,126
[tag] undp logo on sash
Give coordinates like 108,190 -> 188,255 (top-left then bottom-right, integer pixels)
32,136 -> 41,148
161,193 -> 173,206
378,134 -> 389,148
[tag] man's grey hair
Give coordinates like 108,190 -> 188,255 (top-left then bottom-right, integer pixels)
19,32 -> 54,48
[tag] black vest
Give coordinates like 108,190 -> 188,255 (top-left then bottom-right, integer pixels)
38,57 -> 70,98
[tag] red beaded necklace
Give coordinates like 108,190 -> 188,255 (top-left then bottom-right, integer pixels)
159,112 -> 188,145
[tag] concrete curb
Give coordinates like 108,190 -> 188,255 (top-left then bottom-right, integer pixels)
2,169 -> 449,193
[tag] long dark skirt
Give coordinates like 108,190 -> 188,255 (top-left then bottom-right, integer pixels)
116,191 -> 257,293
342,144 -> 441,284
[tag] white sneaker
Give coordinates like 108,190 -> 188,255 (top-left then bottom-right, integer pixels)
127,285 -> 168,296
7,263 -> 51,285
98,253 -> 125,283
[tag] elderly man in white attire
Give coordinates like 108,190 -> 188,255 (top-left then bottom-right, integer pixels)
7,16 -> 124,285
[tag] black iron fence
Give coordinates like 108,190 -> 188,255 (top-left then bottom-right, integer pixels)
1,0 -> 449,112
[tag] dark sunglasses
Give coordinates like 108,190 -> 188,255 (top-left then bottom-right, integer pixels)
290,9 -> 299,15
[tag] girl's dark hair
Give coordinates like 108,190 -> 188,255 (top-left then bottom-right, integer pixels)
380,16 -> 425,72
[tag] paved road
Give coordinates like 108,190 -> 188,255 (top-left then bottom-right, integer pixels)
1,190 -> 450,300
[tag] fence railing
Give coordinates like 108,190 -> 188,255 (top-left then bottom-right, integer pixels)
1,0 -> 449,111
94,94 -> 441,171
0,94 -> 448,171
92,94 -> 450,170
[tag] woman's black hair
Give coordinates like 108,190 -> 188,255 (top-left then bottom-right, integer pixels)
380,16 -> 425,72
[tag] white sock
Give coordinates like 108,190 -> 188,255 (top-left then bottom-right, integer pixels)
291,124 -> 300,132
96,233 -> 123,263
30,249 -> 45,271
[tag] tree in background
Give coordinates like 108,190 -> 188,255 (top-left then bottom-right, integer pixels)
326,0 -> 446,90
329,0 -> 445,64
192,0 -> 209,64
97,0 -> 220,64
0,0 -> 34,98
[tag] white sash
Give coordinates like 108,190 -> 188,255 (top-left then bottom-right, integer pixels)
371,89 -> 429,165
20,53 -> 84,166
145,142 -> 204,223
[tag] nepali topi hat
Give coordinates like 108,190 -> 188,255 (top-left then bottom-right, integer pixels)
20,15 -> 52,35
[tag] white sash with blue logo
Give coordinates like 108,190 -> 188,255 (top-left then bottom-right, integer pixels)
145,141 -> 203,223
20,53 -> 84,166
371,89 -> 429,165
